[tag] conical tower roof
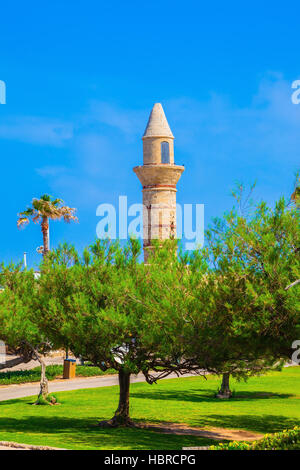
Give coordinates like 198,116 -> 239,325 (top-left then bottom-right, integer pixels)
143,103 -> 174,139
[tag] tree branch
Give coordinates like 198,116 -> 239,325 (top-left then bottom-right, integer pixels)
285,279 -> 300,291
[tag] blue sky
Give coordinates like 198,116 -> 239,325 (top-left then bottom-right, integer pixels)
0,1 -> 299,267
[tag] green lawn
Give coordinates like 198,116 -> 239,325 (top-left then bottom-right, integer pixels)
0,367 -> 299,450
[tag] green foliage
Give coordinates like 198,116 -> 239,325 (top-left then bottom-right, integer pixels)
35,393 -> 59,405
210,426 -> 300,450
179,192 -> 300,380
34,395 -> 52,406
1,188 -> 299,425
0,364 -> 116,385
0,263 -> 50,358
17,194 -> 78,227
35,239 -> 189,382
47,393 -> 59,404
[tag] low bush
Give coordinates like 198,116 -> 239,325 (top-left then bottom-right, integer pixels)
210,426 -> 300,450
34,393 -> 59,405
0,364 -> 116,386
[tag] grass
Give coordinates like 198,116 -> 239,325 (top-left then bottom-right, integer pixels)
0,367 -> 299,450
0,365 -> 116,386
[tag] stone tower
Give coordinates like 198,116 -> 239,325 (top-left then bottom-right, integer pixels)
133,103 -> 184,262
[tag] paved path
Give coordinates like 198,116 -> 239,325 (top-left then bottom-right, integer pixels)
0,446 -> 21,450
0,372 -> 196,402
0,446 -> 24,450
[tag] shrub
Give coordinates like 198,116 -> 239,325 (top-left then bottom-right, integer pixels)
47,393 -> 59,404
210,426 -> 300,450
34,395 -> 52,406
34,393 -> 59,405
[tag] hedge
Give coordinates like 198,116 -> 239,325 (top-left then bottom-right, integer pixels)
210,426 -> 300,450
0,364 -> 116,386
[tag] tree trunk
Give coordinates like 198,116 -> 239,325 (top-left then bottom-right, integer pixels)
41,216 -> 49,257
38,356 -> 49,399
0,355 -> 31,371
25,343 -> 49,403
216,373 -> 232,399
98,369 -> 133,427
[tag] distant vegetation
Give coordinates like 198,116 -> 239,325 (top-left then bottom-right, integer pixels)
0,365 -> 116,386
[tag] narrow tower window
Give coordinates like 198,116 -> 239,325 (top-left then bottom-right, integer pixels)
161,141 -> 170,163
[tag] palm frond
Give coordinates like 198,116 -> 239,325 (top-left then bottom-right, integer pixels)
17,217 -> 30,228
33,214 -> 42,224
52,198 -> 63,206
40,194 -> 52,202
19,208 -> 35,217
17,195 -> 78,231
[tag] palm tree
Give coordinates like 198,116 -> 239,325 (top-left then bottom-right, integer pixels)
291,177 -> 300,208
17,194 -> 78,256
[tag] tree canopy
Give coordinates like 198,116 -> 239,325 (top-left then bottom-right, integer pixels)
1,189 -> 299,422
34,240 -> 194,425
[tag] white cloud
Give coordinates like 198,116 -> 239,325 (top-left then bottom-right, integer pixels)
166,76 -> 300,167
6,75 -> 299,209
0,116 -> 73,146
88,101 -> 146,139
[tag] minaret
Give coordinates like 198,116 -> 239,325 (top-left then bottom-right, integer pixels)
133,103 -> 184,262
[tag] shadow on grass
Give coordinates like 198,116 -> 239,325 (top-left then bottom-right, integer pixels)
0,398 -> 30,406
0,416 -> 217,450
131,389 -> 294,403
232,391 -> 294,400
192,414 -> 300,434
135,413 -> 300,435
0,413 -> 299,448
